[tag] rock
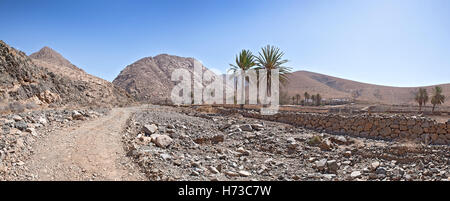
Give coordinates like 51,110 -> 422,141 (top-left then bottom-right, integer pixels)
154,135 -> 173,148
12,115 -> 23,121
327,160 -> 339,173
350,171 -> 361,178
72,110 -> 84,120
150,134 -> 162,142
14,121 -> 28,131
16,138 -> 25,148
191,161 -> 202,168
323,174 -> 336,180
160,153 -> 172,160
371,161 -> 380,170
166,129 -> 175,134
251,124 -> 264,131
240,124 -> 253,132
238,170 -> 251,177
143,124 -> 158,135
26,127 -> 37,136
236,147 -> 251,156
208,166 -> 220,174
343,151 -> 352,157
375,167 -> 387,175
315,159 -> 327,171
332,136 -> 347,144
38,117 -> 48,125
319,139 -> 333,151
225,171 -> 240,177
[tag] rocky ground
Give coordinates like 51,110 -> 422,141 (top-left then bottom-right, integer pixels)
0,108 -> 109,180
123,105 -> 450,181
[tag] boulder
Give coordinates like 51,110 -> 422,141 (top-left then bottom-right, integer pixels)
72,111 -> 84,120
154,135 -> 173,148
142,124 -> 158,135
240,124 -> 253,132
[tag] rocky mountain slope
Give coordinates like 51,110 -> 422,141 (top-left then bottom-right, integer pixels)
0,40 -> 132,112
29,46 -> 134,107
283,70 -> 450,106
113,54 -> 214,103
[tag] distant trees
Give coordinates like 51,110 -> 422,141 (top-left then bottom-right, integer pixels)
304,92 -> 310,105
431,86 -> 445,112
415,88 -> 429,112
295,94 -> 301,105
314,93 -> 322,106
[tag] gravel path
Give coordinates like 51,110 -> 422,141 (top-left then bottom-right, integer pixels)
23,107 -> 145,181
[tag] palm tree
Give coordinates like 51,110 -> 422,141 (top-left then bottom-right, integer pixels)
315,93 -> 322,106
415,88 -> 429,112
295,94 -> 301,105
229,50 -> 256,107
292,96 -> 295,105
311,94 -> 316,106
304,92 -> 310,106
255,45 -> 292,96
431,86 -> 445,113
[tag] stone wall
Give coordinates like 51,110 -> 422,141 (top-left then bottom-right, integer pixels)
217,108 -> 450,145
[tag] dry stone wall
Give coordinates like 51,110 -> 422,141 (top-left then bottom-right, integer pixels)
217,108 -> 450,145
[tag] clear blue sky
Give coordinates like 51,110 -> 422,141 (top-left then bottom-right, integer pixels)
1,0 -> 449,86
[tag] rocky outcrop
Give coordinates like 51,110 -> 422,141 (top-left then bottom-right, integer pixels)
0,40 -> 134,110
113,54 -> 214,104
30,46 -> 134,107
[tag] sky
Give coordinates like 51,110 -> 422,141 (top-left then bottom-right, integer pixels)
0,0 -> 449,87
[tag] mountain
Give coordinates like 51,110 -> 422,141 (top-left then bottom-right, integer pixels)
29,46 -> 134,107
282,70 -> 450,106
113,54 -> 214,103
0,40 -> 132,111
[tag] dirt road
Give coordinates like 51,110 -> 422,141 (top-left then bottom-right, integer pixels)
24,107 -> 145,181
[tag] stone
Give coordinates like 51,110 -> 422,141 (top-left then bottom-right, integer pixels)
72,111 -> 84,120
14,121 -> 28,131
160,153 -> 172,160
12,115 -> 23,121
225,171 -> 239,177
350,171 -> 362,178
319,139 -> 332,151
240,124 -> 253,132
38,117 -> 48,125
371,161 -> 380,170
334,136 -> 347,144
208,166 -> 220,174
251,124 -> 264,131
323,174 -> 336,180
26,127 -> 37,136
375,167 -> 387,175
143,124 -> 158,135
154,135 -> 173,148
343,151 -> 352,157
326,160 -> 339,173
238,170 -> 251,177
315,159 -> 327,171
150,134 -> 162,142
236,147 -> 251,156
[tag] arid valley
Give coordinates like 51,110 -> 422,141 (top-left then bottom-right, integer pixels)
0,40 -> 448,181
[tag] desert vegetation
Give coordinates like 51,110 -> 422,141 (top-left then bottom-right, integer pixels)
415,87 -> 446,113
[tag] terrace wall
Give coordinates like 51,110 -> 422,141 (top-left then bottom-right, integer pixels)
217,108 -> 450,145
